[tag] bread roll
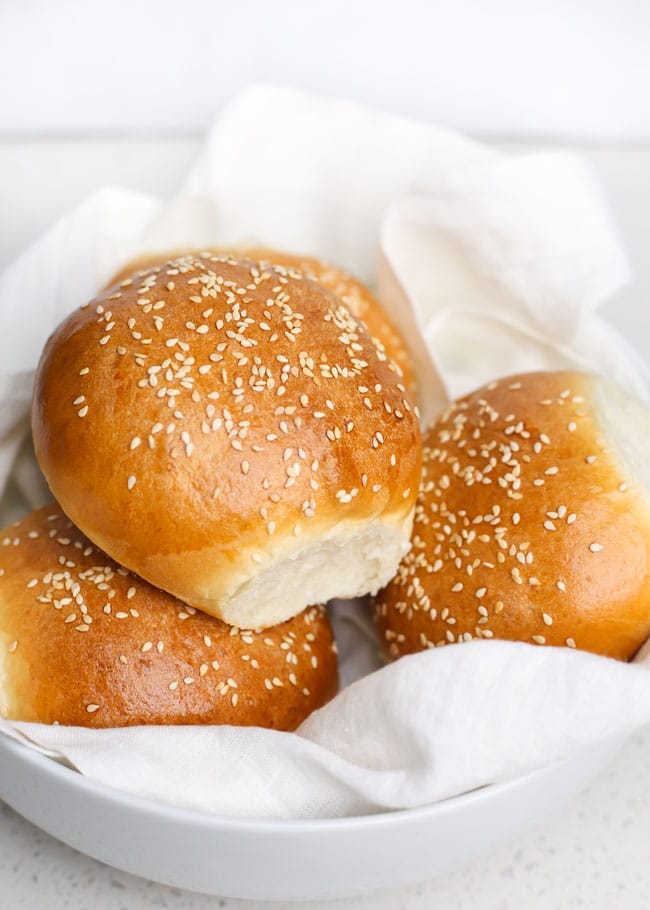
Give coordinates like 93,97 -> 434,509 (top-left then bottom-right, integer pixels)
107,248 -> 416,392
33,253 -> 421,629
0,505 -> 338,728
374,371 -> 650,661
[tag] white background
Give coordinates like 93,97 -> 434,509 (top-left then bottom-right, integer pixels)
2,2 -> 650,907
2,0 -> 650,140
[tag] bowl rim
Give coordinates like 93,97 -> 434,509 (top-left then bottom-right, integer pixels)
0,731 -> 584,834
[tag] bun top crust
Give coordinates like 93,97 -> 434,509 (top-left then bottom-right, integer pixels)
107,248 -> 416,393
33,253 -> 421,626
0,506 -> 338,729
374,371 -> 650,661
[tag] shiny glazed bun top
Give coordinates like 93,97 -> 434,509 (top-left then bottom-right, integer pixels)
33,253 -> 421,629
108,247 -> 416,393
374,371 -> 650,662
0,505 -> 338,729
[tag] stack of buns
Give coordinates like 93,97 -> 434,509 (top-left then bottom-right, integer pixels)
1,249 -> 422,728
3,245 -> 650,733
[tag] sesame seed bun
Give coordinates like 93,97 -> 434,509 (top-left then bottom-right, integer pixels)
33,253 -> 421,629
108,248 -> 416,393
373,371 -> 650,662
0,506 -> 338,728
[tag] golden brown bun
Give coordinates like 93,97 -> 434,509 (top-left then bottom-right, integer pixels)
0,505 -> 338,729
107,248 -> 416,393
33,253 -> 421,629
374,371 -> 650,662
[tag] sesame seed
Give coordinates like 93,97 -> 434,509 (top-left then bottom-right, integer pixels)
566,638 -> 576,649
86,704 -> 100,713
542,613 -> 553,626
532,635 -> 546,645
589,542 -> 604,552
127,475 -> 136,490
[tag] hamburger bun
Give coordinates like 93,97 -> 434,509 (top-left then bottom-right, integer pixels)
374,371 -> 650,662
0,505 -> 338,728
33,253 -> 421,629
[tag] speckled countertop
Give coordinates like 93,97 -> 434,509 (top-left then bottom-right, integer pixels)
1,139 -> 650,909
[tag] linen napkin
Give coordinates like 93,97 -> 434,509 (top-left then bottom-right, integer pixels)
1,85 -> 649,819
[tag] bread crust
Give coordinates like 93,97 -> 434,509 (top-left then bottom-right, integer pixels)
33,253 -> 421,626
374,371 -> 650,661
107,247 -> 416,392
0,506 -> 338,728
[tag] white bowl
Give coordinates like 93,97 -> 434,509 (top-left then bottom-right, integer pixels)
0,734 -> 621,901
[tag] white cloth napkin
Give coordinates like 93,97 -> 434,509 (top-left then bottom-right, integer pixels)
1,85 -> 650,820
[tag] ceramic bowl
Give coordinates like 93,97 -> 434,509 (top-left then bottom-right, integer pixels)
0,733 -> 621,901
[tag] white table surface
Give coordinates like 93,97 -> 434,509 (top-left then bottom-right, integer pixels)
1,137 -> 650,909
